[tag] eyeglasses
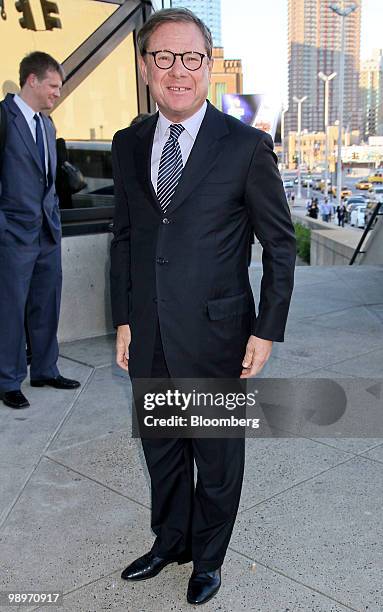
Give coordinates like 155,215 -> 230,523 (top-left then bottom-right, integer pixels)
145,50 -> 207,71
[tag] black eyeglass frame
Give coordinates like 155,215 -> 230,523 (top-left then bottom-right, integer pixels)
144,50 -> 208,71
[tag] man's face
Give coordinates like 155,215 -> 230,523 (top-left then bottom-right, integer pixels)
28,69 -> 62,112
139,21 -> 212,122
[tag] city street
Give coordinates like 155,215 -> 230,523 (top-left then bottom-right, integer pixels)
284,172 -> 377,232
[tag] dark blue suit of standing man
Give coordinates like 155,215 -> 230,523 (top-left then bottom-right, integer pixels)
0,52 -> 80,409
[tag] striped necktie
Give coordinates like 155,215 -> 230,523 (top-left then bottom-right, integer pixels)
157,123 -> 185,212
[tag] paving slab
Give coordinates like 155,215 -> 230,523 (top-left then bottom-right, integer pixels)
59,334 -> 115,368
231,456 -> 383,612
333,267 -> 383,304
367,303 -> 383,323
299,305 -> 383,338
49,367 -> 131,451
319,347 -> 383,377
239,438 -> 351,512
273,319 -> 383,368
301,437 -> 383,456
0,358 -> 91,524
51,549 -> 354,612
255,355 -> 317,378
360,442 -> 383,463
47,432 -> 150,508
0,458 -> 152,594
286,281 -> 364,322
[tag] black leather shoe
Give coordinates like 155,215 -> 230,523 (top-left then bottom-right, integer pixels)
121,551 -> 189,581
2,390 -> 30,409
187,567 -> 221,605
30,375 -> 81,389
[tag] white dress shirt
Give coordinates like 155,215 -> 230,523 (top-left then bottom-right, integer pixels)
13,94 -> 49,178
151,101 -> 207,193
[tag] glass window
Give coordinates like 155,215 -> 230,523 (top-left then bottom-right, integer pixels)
1,0 -> 142,234
1,0 -> 117,87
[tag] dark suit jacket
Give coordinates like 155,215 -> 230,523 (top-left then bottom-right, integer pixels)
110,101 -> 296,378
0,94 -> 60,245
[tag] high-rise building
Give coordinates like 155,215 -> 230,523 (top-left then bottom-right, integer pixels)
286,0 -> 361,135
171,0 -> 222,46
360,49 -> 383,139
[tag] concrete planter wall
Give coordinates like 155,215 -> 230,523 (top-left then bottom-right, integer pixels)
59,233 -> 114,342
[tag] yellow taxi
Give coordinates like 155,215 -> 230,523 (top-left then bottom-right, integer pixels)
368,173 -> 383,184
355,180 -> 371,190
331,186 -> 352,199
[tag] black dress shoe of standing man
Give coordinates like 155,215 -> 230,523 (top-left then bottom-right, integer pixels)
187,568 -> 221,605
121,550 -> 190,581
30,375 -> 80,389
2,390 -> 30,409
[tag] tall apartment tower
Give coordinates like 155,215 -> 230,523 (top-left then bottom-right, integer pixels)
171,0 -> 222,46
360,49 -> 383,139
286,0 -> 361,136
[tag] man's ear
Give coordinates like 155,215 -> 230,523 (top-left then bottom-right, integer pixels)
138,55 -> 148,85
26,73 -> 38,89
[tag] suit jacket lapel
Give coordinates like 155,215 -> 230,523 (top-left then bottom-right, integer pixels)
5,95 -> 44,175
134,112 -> 161,215
165,102 -> 230,215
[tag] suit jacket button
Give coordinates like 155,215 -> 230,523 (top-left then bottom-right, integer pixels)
156,257 -> 164,264
162,218 -> 170,224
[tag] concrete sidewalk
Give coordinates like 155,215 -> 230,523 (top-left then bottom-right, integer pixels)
1,266 -> 383,612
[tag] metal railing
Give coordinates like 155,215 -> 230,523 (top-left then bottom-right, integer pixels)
349,202 -> 383,265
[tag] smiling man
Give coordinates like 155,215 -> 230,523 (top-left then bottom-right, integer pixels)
110,8 -> 296,606
0,52 -> 80,410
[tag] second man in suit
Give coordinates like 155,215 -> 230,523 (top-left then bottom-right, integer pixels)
0,52 -> 80,410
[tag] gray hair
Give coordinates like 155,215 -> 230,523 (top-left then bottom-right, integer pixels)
137,8 -> 213,59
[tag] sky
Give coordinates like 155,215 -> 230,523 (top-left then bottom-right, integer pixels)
221,0 -> 383,105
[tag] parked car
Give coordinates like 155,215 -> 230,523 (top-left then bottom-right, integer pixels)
345,195 -> 367,222
350,204 -> 367,228
370,186 -> 383,203
355,179 -> 370,190
283,180 -> 294,189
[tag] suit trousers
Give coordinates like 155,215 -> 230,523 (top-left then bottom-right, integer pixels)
138,321 -> 245,572
0,221 -> 61,392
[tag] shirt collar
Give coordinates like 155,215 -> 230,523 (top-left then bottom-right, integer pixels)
14,94 -> 40,125
157,101 -> 207,141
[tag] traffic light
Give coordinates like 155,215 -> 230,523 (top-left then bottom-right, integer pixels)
40,0 -> 61,30
14,0 -> 36,30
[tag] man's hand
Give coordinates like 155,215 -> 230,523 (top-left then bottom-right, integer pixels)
116,324 -> 131,371
240,335 -> 273,378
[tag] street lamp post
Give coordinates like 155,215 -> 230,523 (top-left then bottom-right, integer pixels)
329,1 -> 357,209
293,95 -> 307,201
281,107 -> 288,182
318,71 -> 336,199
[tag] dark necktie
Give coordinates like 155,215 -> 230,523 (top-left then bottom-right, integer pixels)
157,123 -> 185,212
34,113 -> 45,174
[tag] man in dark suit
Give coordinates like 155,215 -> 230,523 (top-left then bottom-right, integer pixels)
0,52 -> 80,410
110,8 -> 296,605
